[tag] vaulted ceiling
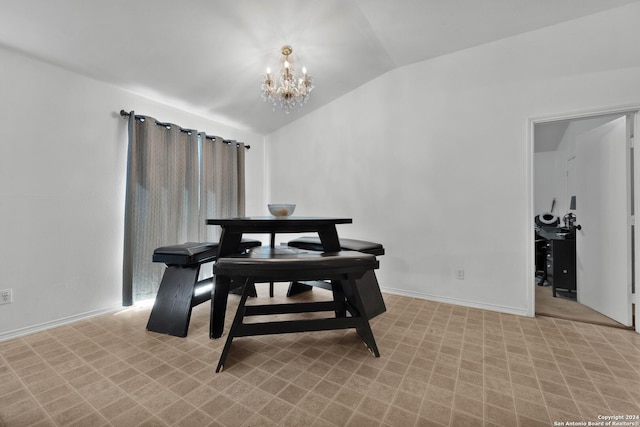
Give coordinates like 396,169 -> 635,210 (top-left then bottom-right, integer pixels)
1,0 -> 638,135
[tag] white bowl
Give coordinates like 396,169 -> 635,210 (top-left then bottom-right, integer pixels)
268,204 -> 296,217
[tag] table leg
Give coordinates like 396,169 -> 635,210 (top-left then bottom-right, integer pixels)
217,229 -> 243,258
287,225 -> 341,296
210,275 -> 230,339
317,225 -> 341,252
331,279 -> 347,318
269,232 -> 275,297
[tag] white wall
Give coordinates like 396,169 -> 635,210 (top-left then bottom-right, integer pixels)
265,3 -> 640,316
0,47 -> 265,339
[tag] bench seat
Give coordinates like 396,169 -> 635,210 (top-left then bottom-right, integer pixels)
287,236 -> 385,256
153,239 -> 262,266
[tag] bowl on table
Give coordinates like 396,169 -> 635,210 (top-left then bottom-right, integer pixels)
268,204 -> 296,217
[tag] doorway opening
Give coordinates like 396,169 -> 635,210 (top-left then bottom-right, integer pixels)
530,105 -> 639,331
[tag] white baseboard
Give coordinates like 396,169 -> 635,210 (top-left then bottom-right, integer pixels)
0,289 -> 534,343
0,305 -> 123,343
380,286 -> 531,318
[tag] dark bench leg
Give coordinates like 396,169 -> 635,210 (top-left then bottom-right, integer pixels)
286,282 -> 313,297
216,278 -> 252,372
354,270 -> 386,320
147,265 -> 199,337
341,276 -> 380,357
287,274 -> 386,321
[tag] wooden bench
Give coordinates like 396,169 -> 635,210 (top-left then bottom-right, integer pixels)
287,236 -> 387,320
147,238 -> 261,337
213,247 -> 380,372
288,236 -> 385,256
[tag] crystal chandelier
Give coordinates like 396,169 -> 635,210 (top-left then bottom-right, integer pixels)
261,45 -> 314,113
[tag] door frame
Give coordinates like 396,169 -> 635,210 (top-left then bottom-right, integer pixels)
527,103 -> 640,333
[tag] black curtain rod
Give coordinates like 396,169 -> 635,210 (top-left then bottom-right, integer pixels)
120,110 -> 250,149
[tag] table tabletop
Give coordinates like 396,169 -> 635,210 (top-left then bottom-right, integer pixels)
206,216 -> 352,232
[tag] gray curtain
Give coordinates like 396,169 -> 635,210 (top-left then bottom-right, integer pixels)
194,134 -> 246,282
199,134 -> 246,243
122,113 -> 245,305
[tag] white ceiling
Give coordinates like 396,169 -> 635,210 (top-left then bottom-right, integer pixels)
1,0 -> 638,135
534,121 -> 570,153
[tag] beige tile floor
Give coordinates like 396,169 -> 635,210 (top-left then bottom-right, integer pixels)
1,284 -> 639,426
535,284 -> 629,329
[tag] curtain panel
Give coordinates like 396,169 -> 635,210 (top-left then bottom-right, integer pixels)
122,112 -> 245,305
195,135 -> 246,284
198,134 -> 246,243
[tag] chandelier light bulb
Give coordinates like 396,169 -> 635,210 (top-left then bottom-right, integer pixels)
261,45 -> 314,113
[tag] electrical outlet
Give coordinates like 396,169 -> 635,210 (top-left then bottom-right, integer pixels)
455,269 -> 465,280
0,289 -> 12,304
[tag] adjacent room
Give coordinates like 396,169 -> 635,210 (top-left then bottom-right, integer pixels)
534,113 -> 638,329
1,1 -> 640,426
